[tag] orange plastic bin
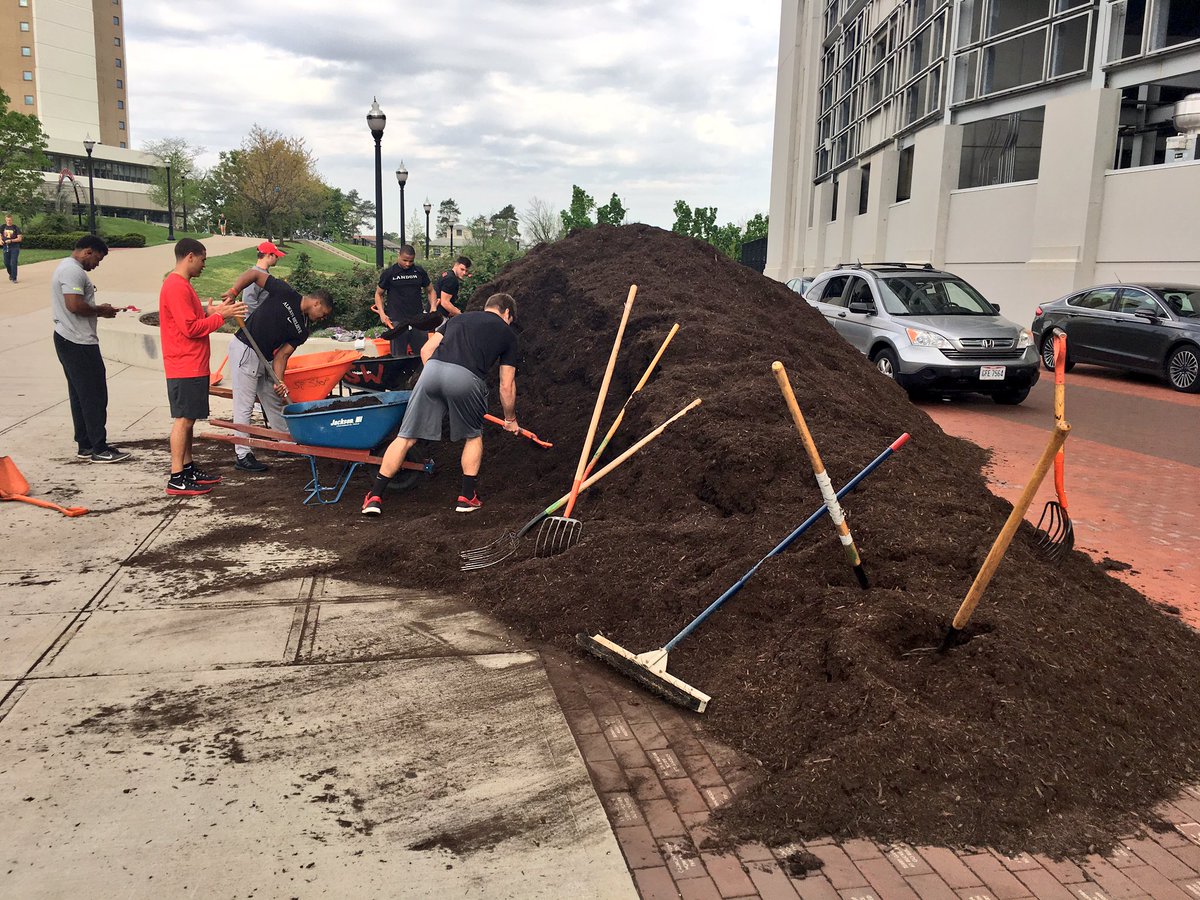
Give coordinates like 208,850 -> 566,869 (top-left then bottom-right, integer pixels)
282,350 -> 363,402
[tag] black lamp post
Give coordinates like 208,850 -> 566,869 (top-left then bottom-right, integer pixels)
423,199 -> 431,258
165,163 -> 175,240
449,219 -> 456,254
180,171 -> 188,233
366,98 -> 386,268
395,162 -> 408,246
82,136 -> 97,235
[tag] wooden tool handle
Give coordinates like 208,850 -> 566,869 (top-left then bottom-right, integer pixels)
772,361 -> 827,475
564,284 -> 637,519
235,316 -> 288,393
951,420 -> 1071,630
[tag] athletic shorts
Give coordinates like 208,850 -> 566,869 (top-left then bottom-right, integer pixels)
166,375 -> 210,421
397,359 -> 487,442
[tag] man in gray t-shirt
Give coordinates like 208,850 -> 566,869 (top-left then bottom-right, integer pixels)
242,240 -> 286,313
51,235 -> 131,463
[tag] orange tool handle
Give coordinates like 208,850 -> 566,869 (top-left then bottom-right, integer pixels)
4,494 -> 88,517
484,414 -> 553,448
1052,332 -> 1068,510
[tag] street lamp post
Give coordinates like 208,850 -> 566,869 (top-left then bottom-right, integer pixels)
366,98 -> 386,268
395,162 -> 408,246
449,220 -> 455,254
82,136 -> 97,235
423,199 -> 431,259
165,163 -> 175,241
180,171 -> 188,233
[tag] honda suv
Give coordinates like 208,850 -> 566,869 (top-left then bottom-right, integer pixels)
805,263 -> 1040,404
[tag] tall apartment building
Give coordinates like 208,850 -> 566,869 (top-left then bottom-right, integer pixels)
1,0 -> 164,222
766,1 -> 1200,325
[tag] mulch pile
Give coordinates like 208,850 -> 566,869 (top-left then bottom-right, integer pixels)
198,224 -> 1200,857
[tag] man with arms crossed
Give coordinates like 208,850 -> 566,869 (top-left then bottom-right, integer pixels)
364,292 -> 520,516
158,238 -> 246,496
221,267 -> 335,472
51,235 -> 130,463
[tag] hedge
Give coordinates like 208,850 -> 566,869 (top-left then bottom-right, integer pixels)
21,231 -> 147,250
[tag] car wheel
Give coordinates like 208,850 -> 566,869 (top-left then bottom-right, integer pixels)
1040,334 -> 1075,372
992,386 -> 1031,405
871,347 -> 899,381
1166,344 -> 1200,393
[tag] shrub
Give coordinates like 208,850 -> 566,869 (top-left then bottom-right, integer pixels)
103,232 -> 147,248
35,212 -> 73,234
22,231 -> 89,250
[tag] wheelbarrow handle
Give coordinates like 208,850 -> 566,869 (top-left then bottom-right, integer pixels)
484,414 -> 553,448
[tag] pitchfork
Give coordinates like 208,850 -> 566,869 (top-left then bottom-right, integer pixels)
1035,331 -> 1074,562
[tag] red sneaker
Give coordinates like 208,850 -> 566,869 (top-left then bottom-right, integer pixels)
361,493 -> 383,516
455,493 -> 482,513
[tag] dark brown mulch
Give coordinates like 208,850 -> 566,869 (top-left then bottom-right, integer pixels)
181,224 -> 1200,858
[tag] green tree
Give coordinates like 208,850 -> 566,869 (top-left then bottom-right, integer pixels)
596,193 -> 627,226
0,89 -> 50,216
743,212 -> 769,242
437,198 -> 461,237
236,125 -> 323,238
196,149 -> 245,231
560,185 -> 595,232
671,199 -> 744,259
143,137 -> 204,229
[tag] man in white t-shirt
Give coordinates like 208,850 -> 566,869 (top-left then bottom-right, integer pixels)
50,234 -> 130,463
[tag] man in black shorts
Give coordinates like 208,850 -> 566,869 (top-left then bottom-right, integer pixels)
220,267 -> 335,472
363,292 -> 520,516
373,244 -> 435,357
432,255 -> 471,318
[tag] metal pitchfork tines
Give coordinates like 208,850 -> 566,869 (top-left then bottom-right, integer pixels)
460,399 -> 702,570
1035,331 -> 1074,563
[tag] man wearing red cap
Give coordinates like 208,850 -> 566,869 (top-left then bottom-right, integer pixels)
242,241 -> 286,314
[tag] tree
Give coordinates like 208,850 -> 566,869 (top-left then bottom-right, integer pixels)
596,192 -> 627,226
671,199 -> 743,259
560,185 -> 595,233
143,137 -> 204,229
235,125 -> 323,238
196,150 -> 245,231
437,198 -> 462,237
0,89 -> 50,217
743,212 -> 769,242
524,196 -> 561,244
348,190 -> 374,234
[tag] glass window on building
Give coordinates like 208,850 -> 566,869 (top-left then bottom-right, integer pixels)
959,106 -> 1046,188
113,15 -> 120,25
117,100 -> 124,109
19,0 -> 28,6
23,96 -> 33,106
116,79 -> 123,89
115,58 -> 122,68
896,145 -> 915,201
114,37 -> 121,46
1152,0 -> 1200,50
859,164 -> 872,214
20,21 -> 29,31
118,121 -> 125,130
21,46 -> 30,56
22,71 -> 32,81
987,0 -> 1052,38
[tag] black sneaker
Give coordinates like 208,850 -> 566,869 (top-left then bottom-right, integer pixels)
185,464 -> 222,485
166,473 -> 212,496
361,492 -> 382,516
234,453 -> 269,473
90,446 -> 131,463
76,446 -> 94,459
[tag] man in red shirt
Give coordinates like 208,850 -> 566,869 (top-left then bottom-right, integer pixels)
158,238 -> 246,496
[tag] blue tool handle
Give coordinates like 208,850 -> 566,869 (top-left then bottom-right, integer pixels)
663,433 -> 910,652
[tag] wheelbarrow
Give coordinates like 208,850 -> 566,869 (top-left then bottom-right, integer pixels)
340,353 -> 423,393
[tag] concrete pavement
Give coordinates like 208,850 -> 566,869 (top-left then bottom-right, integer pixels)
0,252 -> 636,898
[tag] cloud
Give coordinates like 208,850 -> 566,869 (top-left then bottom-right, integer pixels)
125,0 -> 780,231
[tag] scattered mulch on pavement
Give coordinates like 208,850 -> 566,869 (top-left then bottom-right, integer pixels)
191,224 -> 1200,857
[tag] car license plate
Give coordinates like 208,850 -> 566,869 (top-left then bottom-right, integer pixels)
979,365 -> 1006,381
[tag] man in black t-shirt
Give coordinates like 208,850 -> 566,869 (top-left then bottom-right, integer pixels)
221,268 -> 334,471
373,244 -> 435,357
2,215 -> 23,282
364,292 -> 520,517
433,255 -> 471,318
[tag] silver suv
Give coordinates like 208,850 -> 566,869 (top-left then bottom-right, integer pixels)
805,263 -> 1040,404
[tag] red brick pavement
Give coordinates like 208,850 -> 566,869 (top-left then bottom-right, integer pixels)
543,373 -> 1200,900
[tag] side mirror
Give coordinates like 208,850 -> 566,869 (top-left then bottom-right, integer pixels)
990,303 -> 1001,313
848,299 -> 875,314
1134,310 -> 1162,323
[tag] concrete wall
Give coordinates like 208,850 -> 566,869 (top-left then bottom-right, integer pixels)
1095,160 -> 1200,284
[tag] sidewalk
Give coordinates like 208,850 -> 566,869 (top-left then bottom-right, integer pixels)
0,292 -> 635,897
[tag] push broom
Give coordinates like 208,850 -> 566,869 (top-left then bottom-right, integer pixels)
578,432 -> 911,712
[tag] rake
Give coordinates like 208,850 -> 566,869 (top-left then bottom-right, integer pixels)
1035,331 -> 1074,563
460,398 -> 702,570
578,432 -> 911,712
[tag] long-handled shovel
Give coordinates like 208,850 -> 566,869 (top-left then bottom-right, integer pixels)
773,361 -> 870,589
483,414 -> 553,448
941,420 -> 1071,651
578,432 -> 911,712
461,398 -> 702,571
1035,331 -> 1073,562
582,323 -> 679,480
0,457 -> 88,517
536,285 -> 637,557
235,316 -> 290,402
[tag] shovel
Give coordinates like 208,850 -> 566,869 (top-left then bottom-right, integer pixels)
210,354 -> 228,386
0,457 -> 88,517
235,316 -> 290,402
536,285 -> 637,558
941,420 -> 1070,651
1035,331 -> 1073,563
461,399 -> 701,570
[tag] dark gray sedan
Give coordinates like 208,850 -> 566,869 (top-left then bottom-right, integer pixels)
1031,283 -> 1200,392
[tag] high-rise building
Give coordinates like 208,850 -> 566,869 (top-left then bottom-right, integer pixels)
1,0 -> 164,223
766,1 -> 1200,326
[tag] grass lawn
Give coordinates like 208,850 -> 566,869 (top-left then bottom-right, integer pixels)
16,248 -> 73,266
330,241 -> 374,263
97,216 -> 211,246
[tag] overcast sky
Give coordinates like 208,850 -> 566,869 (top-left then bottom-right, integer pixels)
123,0 -> 781,237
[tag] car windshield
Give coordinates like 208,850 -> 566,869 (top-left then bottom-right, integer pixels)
1156,287 -> 1200,318
879,276 -> 996,316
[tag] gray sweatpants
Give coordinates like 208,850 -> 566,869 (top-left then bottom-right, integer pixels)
230,338 -> 287,458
